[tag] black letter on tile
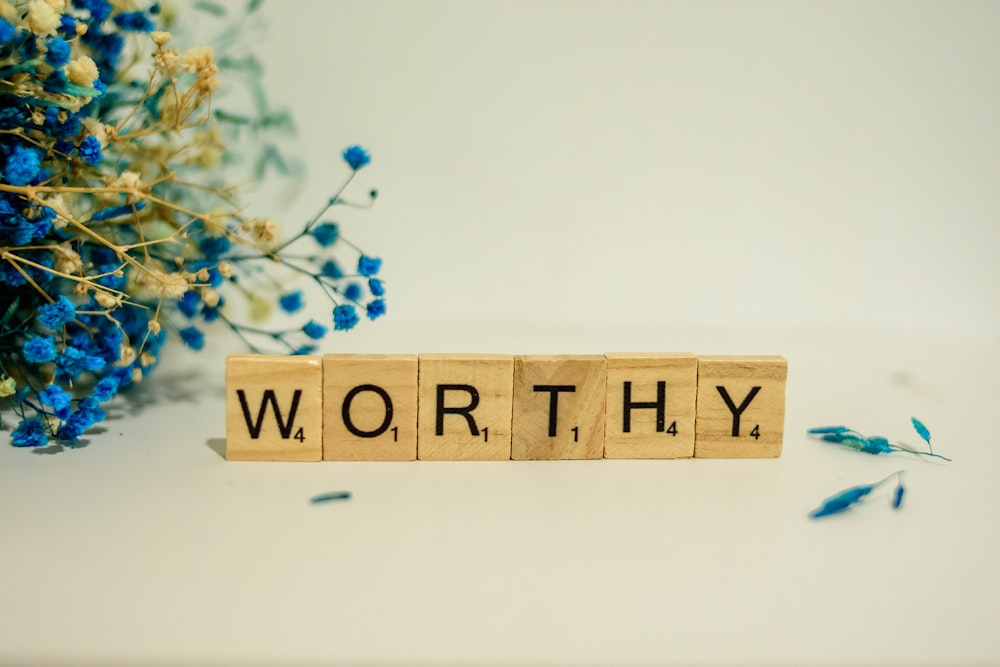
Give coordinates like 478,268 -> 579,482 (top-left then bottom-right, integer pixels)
716,386 -> 761,437
237,389 -> 301,439
623,381 -> 666,433
436,384 -> 480,436
342,384 -> 393,438
533,385 -> 576,436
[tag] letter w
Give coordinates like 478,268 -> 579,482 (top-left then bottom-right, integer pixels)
236,389 -> 301,439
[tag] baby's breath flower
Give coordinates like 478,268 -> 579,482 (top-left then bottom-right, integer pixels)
151,30 -> 171,46
154,47 -> 179,73
247,217 -> 278,244
1,2 -> 385,450
66,56 -> 99,87
148,270 -> 190,299
201,287 -> 219,308
94,290 -> 120,309
180,46 -> 216,74
109,171 -> 142,192
26,0 -> 61,36
52,244 -> 82,274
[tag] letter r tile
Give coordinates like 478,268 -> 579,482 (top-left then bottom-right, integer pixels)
323,354 -> 417,461
225,354 -> 323,461
417,354 -> 514,461
694,355 -> 788,459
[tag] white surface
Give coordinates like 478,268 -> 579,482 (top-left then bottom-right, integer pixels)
3,1 -> 1000,665
2,328 -> 998,667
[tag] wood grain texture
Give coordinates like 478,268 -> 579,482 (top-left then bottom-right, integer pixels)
604,352 -> 697,459
225,354 -> 323,461
694,355 -> 787,459
323,354 -> 417,461
417,354 -> 514,461
511,355 -> 606,460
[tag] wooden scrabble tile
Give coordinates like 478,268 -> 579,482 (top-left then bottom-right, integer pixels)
323,354 -> 417,461
604,352 -> 698,459
694,355 -> 788,458
225,354 -> 323,461
511,355 -> 606,460
417,354 -> 514,460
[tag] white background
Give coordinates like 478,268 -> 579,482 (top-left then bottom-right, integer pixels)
2,2 -> 1000,666
249,0 -> 999,341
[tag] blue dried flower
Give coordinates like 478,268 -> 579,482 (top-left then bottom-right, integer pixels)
91,201 -> 146,222
366,299 -> 386,320
23,336 -> 57,364
77,0 -> 113,22
178,291 -> 201,318
368,278 -> 385,296
39,385 -> 72,417
333,304 -> 359,331
312,222 -> 339,247
302,320 -> 327,340
93,376 -> 120,402
3,145 -> 42,186
56,398 -> 105,442
320,259 -> 343,279
78,136 -> 103,165
0,18 -> 16,44
12,419 -> 48,448
342,145 -> 371,170
279,291 -> 304,313
179,326 -> 205,350
38,296 -> 76,329
200,235 -> 231,258
344,283 -> 361,301
357,255 -> 381,277
55,346 -> 105,381
113,11 -> 155,32
45,37 -> 72,67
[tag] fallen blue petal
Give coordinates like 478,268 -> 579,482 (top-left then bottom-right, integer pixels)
807,426 -> 851,435
809,484 -> 874,519
911,417 -> 931,445
310,491 -> 351,504
892,484 -> 905,509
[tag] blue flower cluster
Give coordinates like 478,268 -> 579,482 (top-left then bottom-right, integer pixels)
1,3 -> 387,449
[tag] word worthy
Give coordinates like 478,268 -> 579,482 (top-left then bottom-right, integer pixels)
225,353 -> 787,461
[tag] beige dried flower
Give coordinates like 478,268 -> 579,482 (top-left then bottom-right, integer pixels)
246,218 -> 279,244
201,287 -> 219,308
66,56 -> 99,88
151,30 -> 172,46
26,0 -> 61,36
94,290 -> 120,309
148,270 -> 190,299
52,243 -> 82,274
0,375 -> 16,398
